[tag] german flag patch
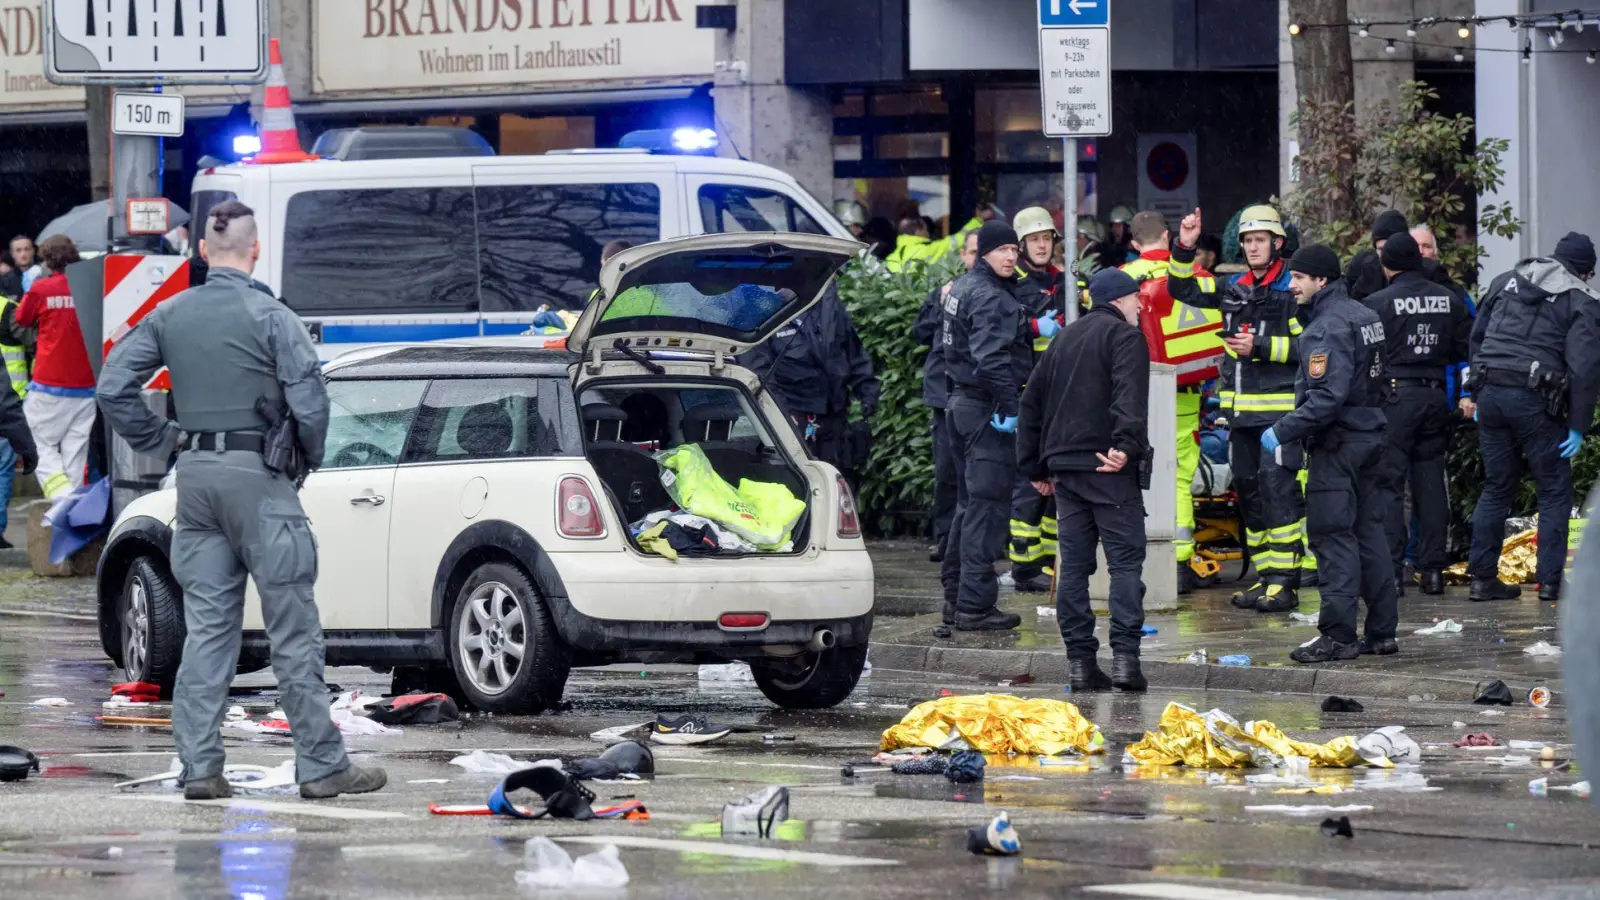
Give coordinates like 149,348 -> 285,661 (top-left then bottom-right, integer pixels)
1308,352 -> 1328,379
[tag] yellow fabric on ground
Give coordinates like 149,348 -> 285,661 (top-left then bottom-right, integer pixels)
880,693 -> 1103,757
1124,702 -> 1366,769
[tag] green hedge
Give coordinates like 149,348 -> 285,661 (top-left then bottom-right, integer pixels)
1447,415 -> 1600,557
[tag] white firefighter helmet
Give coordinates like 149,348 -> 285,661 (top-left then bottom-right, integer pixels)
1237,204 -> 1287,238
1076,215 -> 1107,243
1108,204 -> 1137,225
833,200 -> 867,228
1012,206 -> 1058,241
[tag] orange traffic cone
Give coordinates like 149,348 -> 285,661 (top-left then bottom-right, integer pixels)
249,38 -> 315,164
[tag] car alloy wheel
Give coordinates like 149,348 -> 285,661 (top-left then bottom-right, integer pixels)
123,574 -> 151,680
457,581 -> 527,697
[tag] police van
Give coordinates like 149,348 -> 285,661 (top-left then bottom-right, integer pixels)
187,126 -> 851,359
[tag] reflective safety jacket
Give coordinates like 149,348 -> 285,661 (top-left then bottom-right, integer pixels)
1014,262 -> 1066,356
0,297 -> 27,398
1121,250 -> 1224,387
1166,244 -> 1304,427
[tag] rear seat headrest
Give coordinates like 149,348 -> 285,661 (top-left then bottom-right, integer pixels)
683,404 -> 739,442
581,402 -> 628,422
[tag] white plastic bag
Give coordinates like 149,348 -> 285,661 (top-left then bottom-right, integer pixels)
331,709 -> 401,736
515,837 -> 629,889
1523,641 -> 1563,657
450,750 -> 559,776
1413,619 -> 1462,635
1357,725 -> 1421,765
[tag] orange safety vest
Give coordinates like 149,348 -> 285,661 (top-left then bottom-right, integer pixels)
1121,250 -> 1224,386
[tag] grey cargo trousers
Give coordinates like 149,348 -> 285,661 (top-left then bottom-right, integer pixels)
171,450 -> 349,785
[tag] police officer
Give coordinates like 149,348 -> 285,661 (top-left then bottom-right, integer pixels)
1360,231 -> 1472,596
915,229 -> 980,562
1263,245 -> 1396,663
939,220 -> 1031,632
97,201 -> 387,801
1018,268 -> 1153,692
1168,206 -> 1310,613
1467,232 -> 1600,603
740,283 -> 880,490
1006,206 -> 1067,592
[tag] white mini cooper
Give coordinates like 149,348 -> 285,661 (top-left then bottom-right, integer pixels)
95,234 -> 876,712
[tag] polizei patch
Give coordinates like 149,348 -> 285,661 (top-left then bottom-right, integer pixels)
1308,352 -> 1328,379
1391,296 -> 1451,315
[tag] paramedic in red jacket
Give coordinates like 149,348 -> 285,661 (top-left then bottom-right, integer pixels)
16,236 -> 96,498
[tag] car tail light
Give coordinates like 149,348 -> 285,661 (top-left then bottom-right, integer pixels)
557,476 -> 606,538
836,476 -> 861,538
719,613 -> 769,630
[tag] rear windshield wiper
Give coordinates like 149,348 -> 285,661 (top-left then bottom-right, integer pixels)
613,339 -> 666,375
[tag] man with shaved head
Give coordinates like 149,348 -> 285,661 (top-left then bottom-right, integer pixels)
98,200 -> 387,802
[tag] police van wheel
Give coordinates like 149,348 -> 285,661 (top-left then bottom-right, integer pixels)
448,562 -> 568,714
121,556 -> 185,692
752,643 -> 869,709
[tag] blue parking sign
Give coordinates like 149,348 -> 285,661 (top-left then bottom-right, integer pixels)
1039,0 -> 1110,28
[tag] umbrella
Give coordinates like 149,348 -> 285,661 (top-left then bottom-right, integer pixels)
37,201 -> 191,252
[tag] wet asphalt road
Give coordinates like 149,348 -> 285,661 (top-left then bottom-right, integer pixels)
2,613 -> 1599,899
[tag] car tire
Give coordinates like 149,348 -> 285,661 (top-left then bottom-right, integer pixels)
448,562 -> 568,714
120,555 -> 185,691
752,642 -> 869,709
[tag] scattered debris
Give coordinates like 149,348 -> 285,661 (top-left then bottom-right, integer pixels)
365,693 -> 459,725
1356,726 -> 1421,765
1218,655 -> 1251,667
0,745 -> 40,782
1508,740 -> 1546,750
102,695 -> 151,709
1523,641 -> 1563,657
722,785 -> 789,837
1529,777 -> 1549,796
408,779 -> 450,785
566,742 -> 655,780
881,694 -> 1103,756
1480,710 -> 1505,717
1141,625 -> 1159,636
1320,815 -> 1355,838
1035,606 -> 1056,618
114,758 -> 297,792
30,698 -> 70,707
967,811 -> 1022,856
1553,781 -> 1592,797
1321,696 -> 1364,713
97,716 -> 171,727
1352,772 -> 1438,793
1183,649 -> 1209,665
1527,687 -> 1552,708
491,766 -> 598,820
516,838 -> 629,889
945,750 -> 986,784
109,681 -> 161,703
651,713 -> 732,746
1288,612 -> 1319,624
589,722 -> 650,745
698,662 -> 755,684
1406,694 -> 1438,703
1482,755 -> 1534,766
1453,733 -> 1499,748
1451,721 -> 1467,728
450,750 -> 556,776
1413,619 -> 1462,635
1473,680 -> 1514,706
1245,804 -> 1374,815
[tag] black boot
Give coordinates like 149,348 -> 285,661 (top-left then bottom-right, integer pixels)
1358,636 -> 1399,656
941,601 -> 956,626
1111,653 -> 1147,692
184,774 -> 233,801
1538,582 -> 1561,603
1069,657 -> 1112,692
1255,585 -> 1299,613
1231,582 -> 1266,610
1395,576 -> 1407,598
1420,570 -> 1445,595
1469,577 -> 1521,602
1011,573 -> 1052,594
956,608 -> 1022,632
1177,562 -> 1195,596
1290,636 -> 1360,664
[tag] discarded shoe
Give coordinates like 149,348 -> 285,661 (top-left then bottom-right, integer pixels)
184,774 -> 234,800
1419,569 -> 1444,595
1320,696 -> 1365,713
566,741 -> 655,780
300,764 -> 388,800
956,609 -> 1022,632
1111,654 -> 1147,693
1010,574 -> 1052,594
966,811 -> 1021,856
1469,577 -> 1520,602
1473,680 -> 1514,706
1290,636 -> 1359,664
1320,815 -> 1354,838
1357,637 -> 1399,656
722,785 -> 789,837
490,766 -> 594,819
1538,583 -> 1561,603
1254,585 -> 1299,613
944,750 -> 986,784
1231,582 -> 1266,610
651,714 -> 732,745
1069,657 -> 1112,693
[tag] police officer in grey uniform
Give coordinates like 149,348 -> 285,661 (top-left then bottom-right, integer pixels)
97,201 -> 386,801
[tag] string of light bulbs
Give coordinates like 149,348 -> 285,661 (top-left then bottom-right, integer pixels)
1288,10 -> 1600,65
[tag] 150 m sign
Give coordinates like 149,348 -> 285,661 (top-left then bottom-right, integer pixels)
112,91 -> 185,137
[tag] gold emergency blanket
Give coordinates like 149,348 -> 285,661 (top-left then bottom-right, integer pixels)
880,694 -> 1103,757
1123,702 -> 1366,769
1444,516 -> 1588,585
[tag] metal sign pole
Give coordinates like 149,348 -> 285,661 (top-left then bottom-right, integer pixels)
1062,137 -> 1079,324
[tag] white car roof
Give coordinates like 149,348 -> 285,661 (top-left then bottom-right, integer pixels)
200,153 -> 811,185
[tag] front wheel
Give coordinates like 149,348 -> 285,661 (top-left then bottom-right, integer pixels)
448,562 -> 568,714
120,555 -> 185,690
751,643 -> 869,709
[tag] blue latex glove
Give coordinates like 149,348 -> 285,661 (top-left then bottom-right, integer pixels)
1260,427 -> 1281,454
990,414 -> 1018,434
1560,429 -> 1583,459
1034,316 -> 1061,339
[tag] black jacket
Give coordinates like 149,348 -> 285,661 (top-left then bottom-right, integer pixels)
1017,304 -> 1150,477
0,384 -> 38,474
1348,249 -> 1465,303
0,269 -> 21,300
1361,270 -> 1473,382
1272,280 -> 1387,445
741,285 -> 880,419
941,259 -> 1032,417
1471,257 -> 1600,431
914,282 -> 951,409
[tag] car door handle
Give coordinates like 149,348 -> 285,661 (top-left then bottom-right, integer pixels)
350,494 -> 386,507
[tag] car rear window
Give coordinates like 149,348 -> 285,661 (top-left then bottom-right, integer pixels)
404,377 -> 566,462
698,185 -> 825,235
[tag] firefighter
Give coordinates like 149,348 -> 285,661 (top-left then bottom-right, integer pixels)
1005,206 -> 1067,592
1168,205 -> 1309,613
1265,245 -> 1396,663
1358,231 -> 1473,596
939,221 -> 1032,632
1105,204 -> 1138,265
1119,211 -> 1224,593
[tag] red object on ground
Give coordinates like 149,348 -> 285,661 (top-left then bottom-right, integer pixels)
1452,733 -> 1499,747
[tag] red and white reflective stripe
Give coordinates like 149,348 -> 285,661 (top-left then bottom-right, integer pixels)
102,254 -> 189,390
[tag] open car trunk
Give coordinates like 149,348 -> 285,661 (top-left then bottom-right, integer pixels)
580,380 -> 812,557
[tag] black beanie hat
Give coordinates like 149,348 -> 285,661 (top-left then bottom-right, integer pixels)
976,221 -> 1020,259
1288,244 -> 1342,280
1088,269 -> 1140,307
1371,209 -> 1409,245
1380,232 -> 1423,272
1553,231 -> 1598,276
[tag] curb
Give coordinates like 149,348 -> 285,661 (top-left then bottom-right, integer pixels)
867,640 -> 1560,705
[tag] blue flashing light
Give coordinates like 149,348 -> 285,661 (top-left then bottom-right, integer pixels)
672,127 -> 719,153
618,127 -> 719,155
233,133 -> 263,156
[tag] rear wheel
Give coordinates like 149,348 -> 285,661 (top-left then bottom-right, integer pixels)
751,643 -> 869,709
448,562 -> 568,714
120,555 -> 184,690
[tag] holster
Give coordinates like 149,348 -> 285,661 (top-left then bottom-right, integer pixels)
255,398 -> 308,488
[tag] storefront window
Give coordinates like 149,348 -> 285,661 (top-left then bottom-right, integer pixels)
875,133 -> 949,160
870,90 -> 947,116
976,87 -> 1098,227
499,114 -> 596,156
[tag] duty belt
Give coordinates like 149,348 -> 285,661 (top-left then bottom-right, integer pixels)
1482,369 -> 1537,388
187,431 -> 266,453
1389,377 -> 1445,389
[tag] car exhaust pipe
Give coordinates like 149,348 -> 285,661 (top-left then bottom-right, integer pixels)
808,629 -> 836,652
